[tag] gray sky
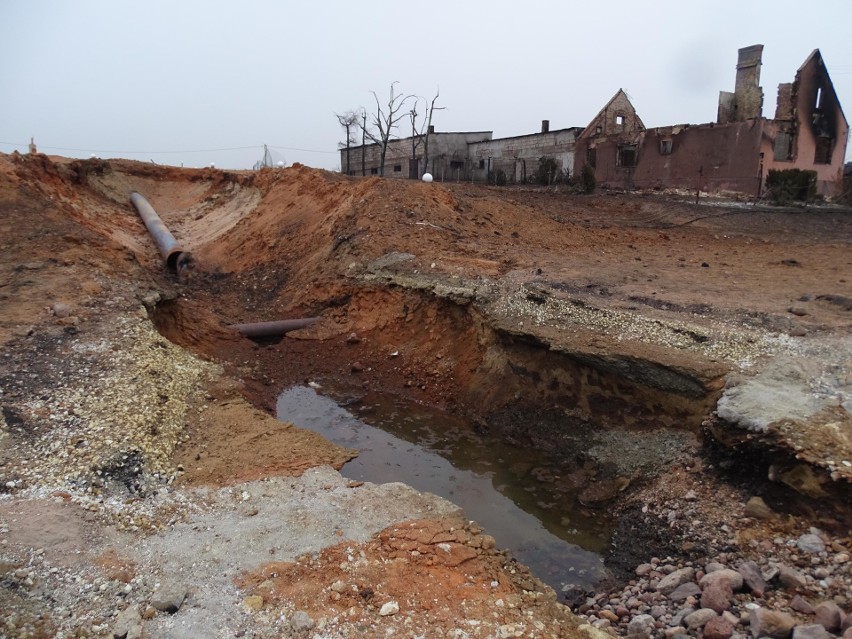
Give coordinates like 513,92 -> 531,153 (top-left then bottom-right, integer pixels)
2,0 -> 851,170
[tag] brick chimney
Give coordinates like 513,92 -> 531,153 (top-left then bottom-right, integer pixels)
541,120 -> 550,133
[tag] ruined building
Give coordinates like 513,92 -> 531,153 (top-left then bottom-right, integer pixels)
575,46 -> 849,197
340,45 -> 848,197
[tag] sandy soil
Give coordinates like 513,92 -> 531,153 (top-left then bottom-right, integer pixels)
1,152 -> 850,638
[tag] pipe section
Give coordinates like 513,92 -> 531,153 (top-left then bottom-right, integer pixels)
129,191 -> 192,274
229,317 -> 320,338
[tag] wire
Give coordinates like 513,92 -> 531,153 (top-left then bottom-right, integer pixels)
1,140 -> 340,155
268,145 -> 338,155
0,141 -> 261,154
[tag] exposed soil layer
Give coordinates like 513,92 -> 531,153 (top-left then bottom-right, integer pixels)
1,153 -> 851,638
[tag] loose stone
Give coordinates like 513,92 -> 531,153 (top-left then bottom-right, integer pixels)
290,611 -> 315,632
797,534 -> 827,554
657,567 -> 695,595
685,608 -> 718,630
627,613 -> 655,636
813,601 -> 842,632
792,624 -> 831,639
749,608 -> 797,639
669,582 -> 702,603
150,584 -> 188,614
699,569 -> 744,592
744,496 -> 773,519
778,566 -> 808,591
704,616 -> 735,639
738,561 -> 767,597
701,581 -> 734,613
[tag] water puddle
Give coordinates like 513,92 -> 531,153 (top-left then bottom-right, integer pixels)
277,385 -> 613,592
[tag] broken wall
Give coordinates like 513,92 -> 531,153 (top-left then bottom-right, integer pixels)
764,51 -> 849,196
468,128 -> 581,183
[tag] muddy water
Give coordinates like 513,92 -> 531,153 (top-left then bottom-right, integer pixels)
277,385 -> 612,592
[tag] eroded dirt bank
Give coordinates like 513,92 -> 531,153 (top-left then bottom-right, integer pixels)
1,153 -> 850,639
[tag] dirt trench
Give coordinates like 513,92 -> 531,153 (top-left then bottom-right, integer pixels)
3,154 -> 851,638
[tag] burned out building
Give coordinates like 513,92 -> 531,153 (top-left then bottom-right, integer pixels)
575,46 -> 849,197
339,45 -> 847,197
340,130 -> 492,180
467,121 -> 583,184
340,122 -> 582,184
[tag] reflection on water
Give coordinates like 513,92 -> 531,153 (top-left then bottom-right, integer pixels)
276,385 -> 611,591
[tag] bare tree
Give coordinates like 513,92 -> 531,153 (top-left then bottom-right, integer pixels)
360,109 -> 367,176
421,89 -> 443,175
363,82 -> 415,177
335,110 -> 359,175
407,89 -> 444,178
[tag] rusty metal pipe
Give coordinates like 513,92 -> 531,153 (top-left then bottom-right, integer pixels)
129,191 -> 192,273
229,318 -> 320,338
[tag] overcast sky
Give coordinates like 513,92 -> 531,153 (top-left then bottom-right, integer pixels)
2,0 -> 850,170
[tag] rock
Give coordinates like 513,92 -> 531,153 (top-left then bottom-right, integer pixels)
814,601 -> 842,632
778,565 -> 808,591
844,628 -> 852,639
704,616 -> 735,639
672,606 -> 696,627
749,608 -> 797,639
797,534 -> 826,554
738,561 -> 767,597
243,596 -> 263,611
790,595 -> 815,615
792,625 -> 831,639
706,562 -> 727,573
52,302 -> 72,318
579,624 -> 614,639
702,581 -> 734,613
788,306 -> 809,317
722,611 -> 740,626
150,584 -> 187,614
763,564 -> 781,582
665,627 -> 687,639
650,605 -> 667,619
112,605 -> 142,639
657,567 -> 695,595
744,496 -> 773,519
669,582 -> 702,602
599,610 -> 619,622
290,611 -> 315,632
350,362 -> 364,373
346,332 -> 361,344
379,601 -> 399,616
685,609 -> 718,630
627,614 -> 655,636
331,580 -> 347,593
141,606 -> 156,621
700,569 -> 744,592
636,563 -> 654,576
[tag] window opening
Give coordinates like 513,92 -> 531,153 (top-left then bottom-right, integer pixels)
659,140 -> 672,155
774,132 -> 792,161
586,147 -> 596,168
617,144 -> 637,167
814,137 -> 832,164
